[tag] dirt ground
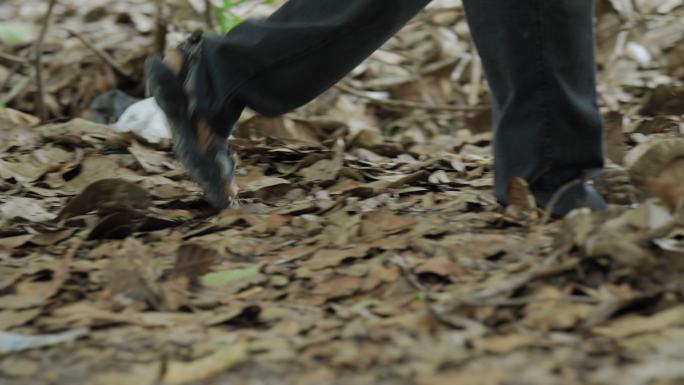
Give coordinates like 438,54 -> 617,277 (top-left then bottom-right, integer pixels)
1,1 -> 684,384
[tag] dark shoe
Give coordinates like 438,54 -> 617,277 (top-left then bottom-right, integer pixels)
145,36 -> 238,209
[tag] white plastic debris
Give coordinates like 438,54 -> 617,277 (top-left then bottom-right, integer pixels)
113,97 -> 172,143
625,42 -> 652,68
0,329 -> 88,353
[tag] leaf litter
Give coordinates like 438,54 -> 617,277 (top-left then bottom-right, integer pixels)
1,0 -> 684,385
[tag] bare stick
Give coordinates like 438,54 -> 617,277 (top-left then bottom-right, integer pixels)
541,179 -> 582,223
1,64 -> 20,94
465,246 -> 568,302
34,0 -> 58,122
154,0 -> 167,55
65,28 -> 136,81
335,83 -> 489,112
204,0 -> 215,30
1,77 -> 31,106
45,238 -> 83,300
437,243 -> 572,314
0,51 -> 28,67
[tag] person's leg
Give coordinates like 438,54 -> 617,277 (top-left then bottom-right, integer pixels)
149,0 -> 429,208
462,0 -> 606,215
195,0 -> 431,133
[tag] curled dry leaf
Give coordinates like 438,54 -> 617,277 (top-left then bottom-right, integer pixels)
59,178 -> 150,220
170,244 -> 218,286
414,256 -> 468,278
505,177 -> 536,210
163,342 -> 249,385
625,137 -> 684,192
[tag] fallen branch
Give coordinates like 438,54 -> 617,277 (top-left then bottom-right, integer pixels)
1,77 -> 31,106
154,0 -> 167,55
541,179 -> 582,223
335,83 -> 489,112
437,244 -> 573,313
64,28 -> 136,81
34,0 -> 58,122
45,238 -> 83,301
0,51 -> 28,67
204,0 -> 215,30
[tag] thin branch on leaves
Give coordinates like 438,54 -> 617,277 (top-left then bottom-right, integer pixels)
65,28 -> 136,81
154,0 -> 167,55
336,82 -> 489,112
0,51 -> 28,67
437,244 -> 573,314
34,0 -> 58,122
204,0 -> 215,29
541,179 -> 583,224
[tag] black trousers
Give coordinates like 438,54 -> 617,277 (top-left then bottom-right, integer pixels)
193,0 -> 604,205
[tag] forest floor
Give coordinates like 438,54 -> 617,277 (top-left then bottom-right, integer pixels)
1,1 -> 684,384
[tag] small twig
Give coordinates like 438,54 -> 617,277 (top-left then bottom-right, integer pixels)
34,0 -> 58,122
468,54 -> 482,106
204,0 -> 215,30
336,83 -> 489,112
154,0 -> 167,55
473,294 -> 605,307
1,77 -> 31,106
65,28 -> 136,81
470,249 -> 566,302
438,244 -> 572,313
46,238 -> 83,300
0,51 -> 28,67
1,64 -> 21,95
541,179 -> 582,223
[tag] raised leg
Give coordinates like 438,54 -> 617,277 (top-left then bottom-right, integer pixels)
192,0 -> 430,131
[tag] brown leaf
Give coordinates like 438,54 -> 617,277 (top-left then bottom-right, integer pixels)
0,308 -> 41,330
625,138 -> 684,191
360,210 -> 417,240
163,342 -> 249,385
297,157 -> 343,183
170,244 -> 218,285
0,108 -> 39,131
480,333 -> 537,354
592,306 -> 684,338
59,178 -> 150,220
128,140 -> 172,173
313,275 -> 362,300
505,177 -> 536,210
641,84 -> 684,115
523,286 -> 594,331
302,246 -> 371,270
645,155 -> 684,210
62,155 -> 136,193
415,256 -> 468,278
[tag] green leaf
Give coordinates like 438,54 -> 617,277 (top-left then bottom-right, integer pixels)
201,264 -> 262,287
214,0 -> 276,34
414,292 -> 427,302
0,23 -> 35,46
